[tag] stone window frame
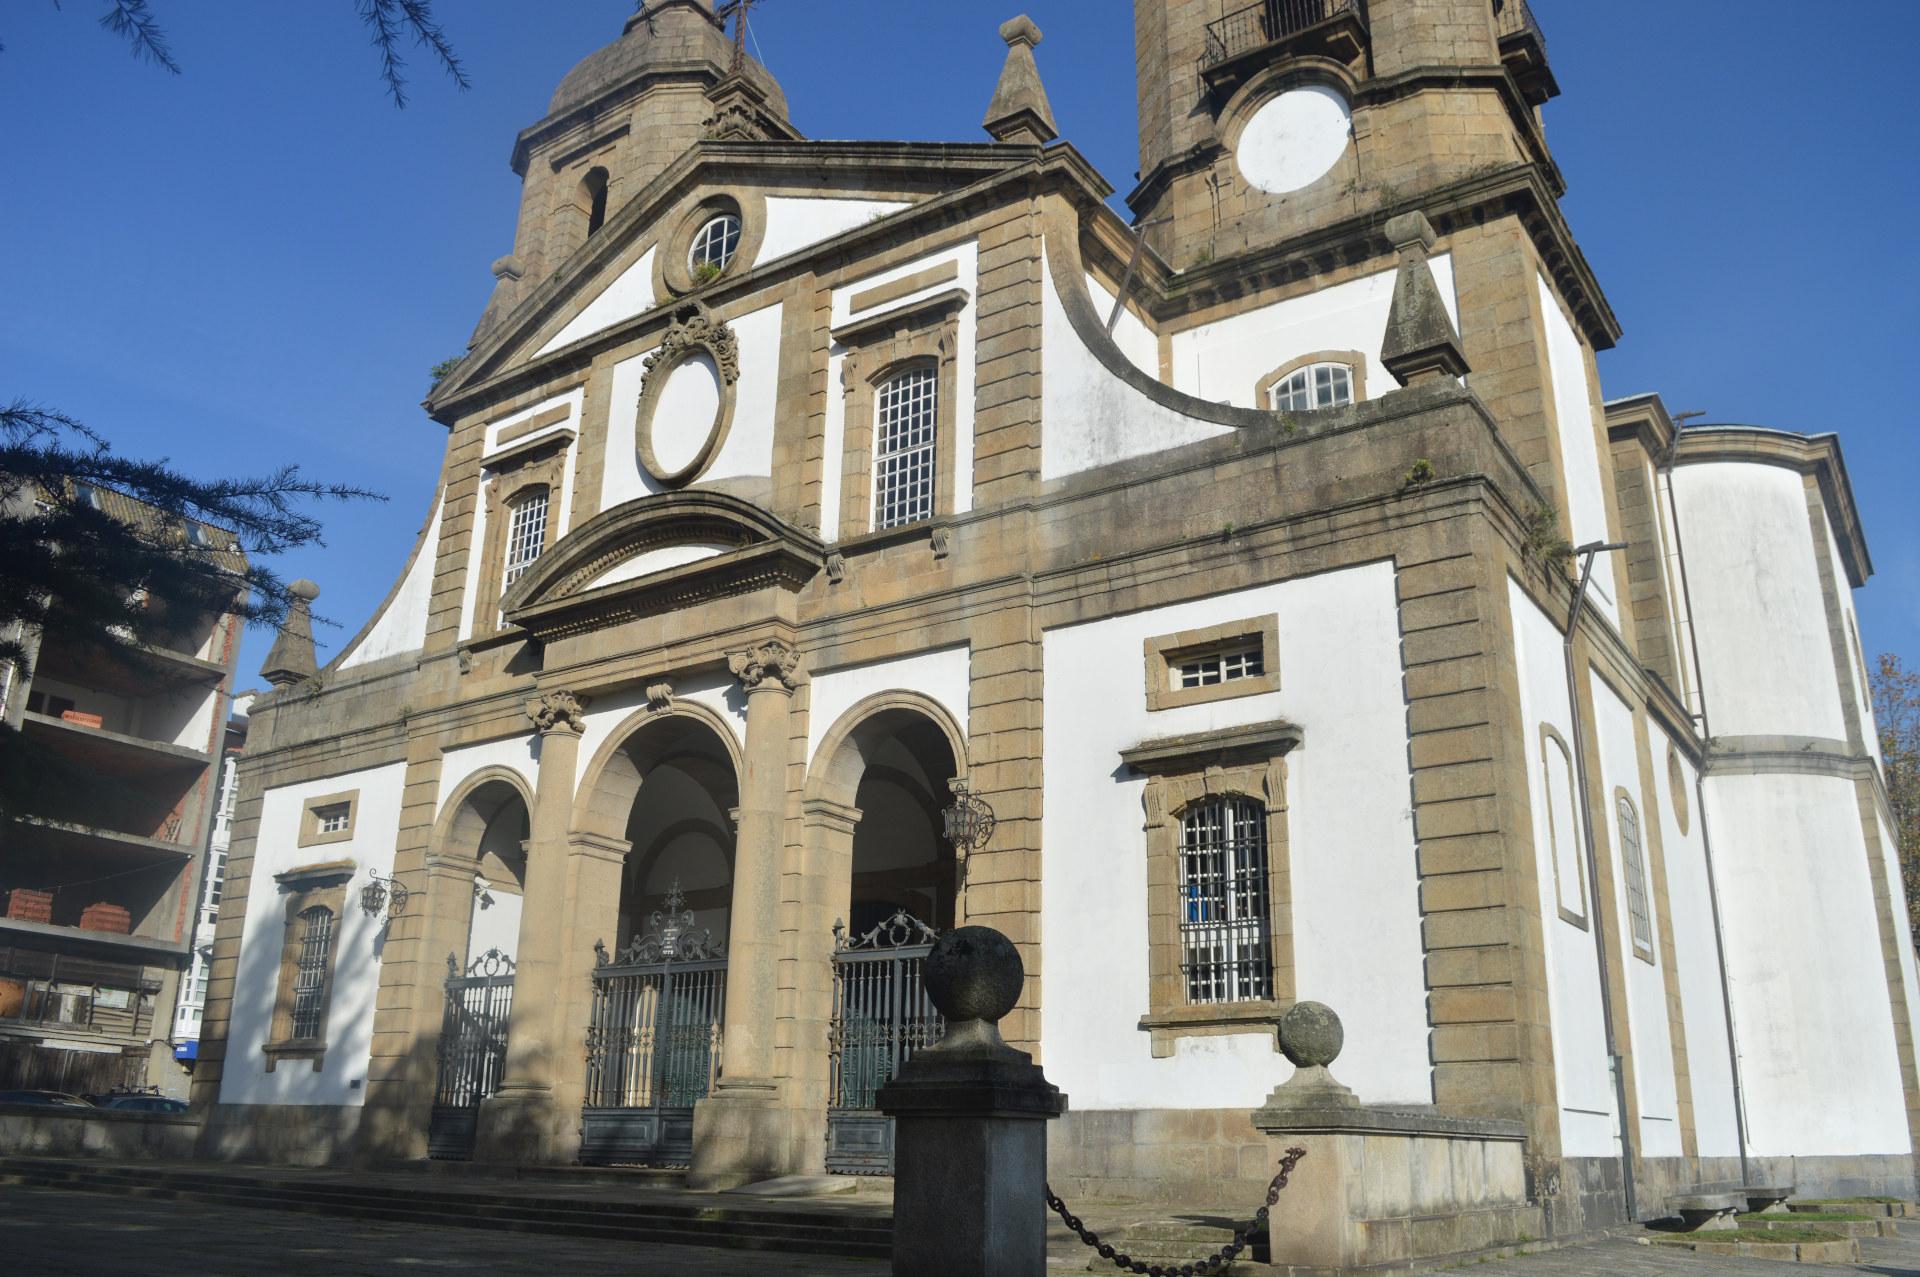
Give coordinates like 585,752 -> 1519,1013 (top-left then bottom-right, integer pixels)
1666,744 -> 1690,838
655,190 -> 768,298
297,790 -> 359,849
1255,349 -> 1368,412
1614,788 -> 1656,964
1143,615 -> 1281,712
262,860 -> 353,1072
832,292 -> 964,540
1539,724 -> 1588,930
1121,720 -> 1301,1058
475,437 -> 569,633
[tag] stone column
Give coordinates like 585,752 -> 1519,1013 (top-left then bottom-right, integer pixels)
878,926 -> 1066,1277
474,689 -> 587,1164
690,638 -> 805,1187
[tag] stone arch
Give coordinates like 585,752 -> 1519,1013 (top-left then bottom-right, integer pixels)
430,764 -> 535,874
571,699 -> 744,842
428,764 -> 536,967
806,689 -> 968,810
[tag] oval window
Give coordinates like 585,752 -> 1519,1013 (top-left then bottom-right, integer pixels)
1235,85 -> 1353,195
688,213 -> 742,275
639,352 -> 726,484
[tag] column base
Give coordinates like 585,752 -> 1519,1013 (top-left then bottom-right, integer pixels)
688,1079 -> 813,1189
473,1085 -> 577,1166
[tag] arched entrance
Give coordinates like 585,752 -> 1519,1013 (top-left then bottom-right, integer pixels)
809,697 -> 963,1173
579,709 -> 740,1167
427,771 -> 531,1161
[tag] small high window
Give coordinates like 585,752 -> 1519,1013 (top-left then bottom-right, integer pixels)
872,366 -> 938,530
502,488 -> 550,589
581,167 -> 610,237
688,213 -> 742,275
289,906 -> 335,1040
1617,793 -> 1654,959
1176,646 -> 1265,690
1269,361 -> 1353,412
312,804 -> 351,836
1178,796 -> 1273,1004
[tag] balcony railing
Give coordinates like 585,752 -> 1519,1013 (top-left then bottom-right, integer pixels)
1203,0 -> 1367,77
1492,0 -> 1546,54
1492,0 -> 1557,105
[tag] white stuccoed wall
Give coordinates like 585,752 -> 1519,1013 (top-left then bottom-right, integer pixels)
220,762 -> 408,1107
1587,674 -> 1681,1156
1041,562 -> 1429,1110
538,247 -> 658,356
572,673 -> 747,794
1703,771 -> 1909,1156
1083,272 -> 1158,378
602,303 -> 783,512
759,197 -> 910,263
822,242 -> 979,537
805,646 -> 971,767
339,498 -> 442,670
1817,510 -> 1880,760
1652,735 -> 1741,1157
1876,807 -> 1920,1080
1672,461 -> 1848,741
1507,578 -> 1616,1157
458,390 -> 583,642
1168,256 -> 1456,407
1535,274 -> 1619,626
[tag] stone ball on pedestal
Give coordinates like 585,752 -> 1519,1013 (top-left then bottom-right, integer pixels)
924,925 -> 1024,1025
1278,1000 -> 1344,1069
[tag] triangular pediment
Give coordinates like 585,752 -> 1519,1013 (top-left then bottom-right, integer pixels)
428,143 -> 1038,414
501,491 -> 824,640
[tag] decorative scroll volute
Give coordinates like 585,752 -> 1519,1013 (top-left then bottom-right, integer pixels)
640,302 -> 740,397
728,637 -> 803,692
525,688 -> 590,735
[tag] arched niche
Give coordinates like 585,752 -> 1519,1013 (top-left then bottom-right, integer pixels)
430,766 -> 534,965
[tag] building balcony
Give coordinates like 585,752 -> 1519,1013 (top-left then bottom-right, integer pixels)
33,639 -> 228,702
21,710 -> 210,780
1493,0 -> 1558,105
1203,0 -> 1368,98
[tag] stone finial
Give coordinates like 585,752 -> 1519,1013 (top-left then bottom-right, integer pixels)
1380,211 -> 1471,388
922,926 -> 1027,1058
260,579 -> 320,688
1263,1001 -> 1359,1109
982,14 -> 1058,146
524,689 -> 590,736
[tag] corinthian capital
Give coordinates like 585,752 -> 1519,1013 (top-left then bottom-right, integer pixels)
525,688 -> 590,735
728,638 -> 803,692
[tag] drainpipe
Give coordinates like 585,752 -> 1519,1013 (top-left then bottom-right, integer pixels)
1657,432 -> 1755,1192
1564,539 -> 1638,1222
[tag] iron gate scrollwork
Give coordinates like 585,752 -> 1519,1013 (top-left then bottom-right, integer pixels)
428,947 -> 516,1161
581,883 -> 727,1166
826,910 -> 944,1174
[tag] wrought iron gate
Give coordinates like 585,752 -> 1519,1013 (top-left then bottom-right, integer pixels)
427,948 -> 515,1160
826,911 -> 944,1174
580,885 -> 726,1166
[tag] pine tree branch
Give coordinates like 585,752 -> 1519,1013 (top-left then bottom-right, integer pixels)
97,0 -> 180,74
356,0 -> 470,108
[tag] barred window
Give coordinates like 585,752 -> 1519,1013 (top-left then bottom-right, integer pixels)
1175,646 -> 1265,690
689,213 -> 742,273
502,489 -> 549,589
1178,796 -> 1273,1003
872,366 -> 937,530
1269,362 -> 1353,412
289,906 -> 334,1040
1617,794 -> 1653,957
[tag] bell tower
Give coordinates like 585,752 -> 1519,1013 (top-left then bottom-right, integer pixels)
1129,0 -> 1559,269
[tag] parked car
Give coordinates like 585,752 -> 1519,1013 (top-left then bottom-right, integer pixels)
97,1094 -> 189,1114
0,1089 -> 94,1107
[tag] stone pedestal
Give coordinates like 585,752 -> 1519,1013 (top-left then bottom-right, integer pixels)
877,926 -> 1066,1277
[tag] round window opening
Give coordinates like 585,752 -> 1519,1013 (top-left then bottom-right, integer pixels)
1234,85 -> 1353,196
689,213 -> 742,276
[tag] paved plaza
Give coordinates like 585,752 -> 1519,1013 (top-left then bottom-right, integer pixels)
4,1182 -> 1918,1276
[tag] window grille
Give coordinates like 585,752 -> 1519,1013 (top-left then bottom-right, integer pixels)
1270,362 -> 1353,412
1178,796 -> 1273,1003
313,804 -> 351,835
1175,646 -> 1265,690
1617,795 -> 1653,954
872,366 -> 938,530
290,906 -> 334,1040
689,213 -> 742,273
502,489 -> 549,589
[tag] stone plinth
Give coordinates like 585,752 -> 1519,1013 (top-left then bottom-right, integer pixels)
877,926 -> 1066,1277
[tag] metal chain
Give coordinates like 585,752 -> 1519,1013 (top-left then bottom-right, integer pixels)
1045,1146 -> 1307,1277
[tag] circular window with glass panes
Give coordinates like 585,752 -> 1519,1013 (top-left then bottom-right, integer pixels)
688,213 -> 742,278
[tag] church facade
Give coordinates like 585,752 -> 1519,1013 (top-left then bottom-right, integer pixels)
194,0 -> 1916,1236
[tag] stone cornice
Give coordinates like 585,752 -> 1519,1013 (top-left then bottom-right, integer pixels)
1672,426 -> 1871,586
1120,720 -> 1304,774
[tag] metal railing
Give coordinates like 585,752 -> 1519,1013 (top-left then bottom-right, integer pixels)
584,953 -> 726,1109
1204,0 -> 1365,69
1492,0 -> 1547,54
431,949 -> 515,1111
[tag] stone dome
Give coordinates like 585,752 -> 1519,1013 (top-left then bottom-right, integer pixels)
547,4 -> 788,120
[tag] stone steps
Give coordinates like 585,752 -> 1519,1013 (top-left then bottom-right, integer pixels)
0,1158 -> 892,1259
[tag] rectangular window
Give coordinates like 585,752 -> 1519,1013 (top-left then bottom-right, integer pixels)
1178,796 -> 1273,1004
1175,646 -> 1265,690
1617,794 -> 1654,958
502,490 -> 549,588
872,367 -> 937,530
313,804 -> 350,835
289,906 -> 335,1040
1144,616 -> 1281,711
298,790 -> 358,847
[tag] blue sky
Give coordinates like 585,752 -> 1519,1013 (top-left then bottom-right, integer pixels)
2,1 -> 1914,685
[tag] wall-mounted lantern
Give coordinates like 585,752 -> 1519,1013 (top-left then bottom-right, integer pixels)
942,778 -> 997,853
360,868 -> 409,922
